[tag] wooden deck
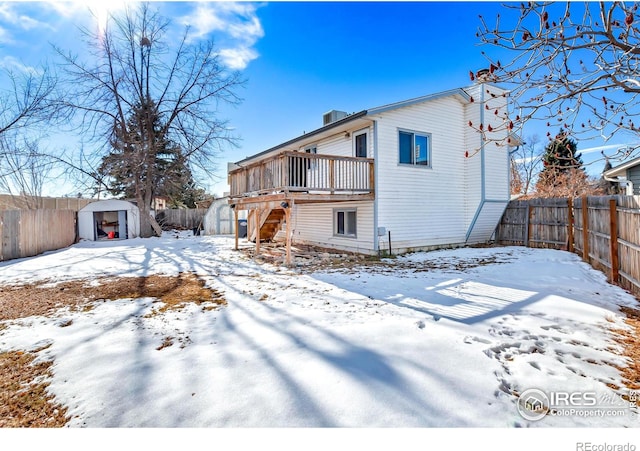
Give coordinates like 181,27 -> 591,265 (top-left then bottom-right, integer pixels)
228,151 -> 375,265
229,151 -> 375,208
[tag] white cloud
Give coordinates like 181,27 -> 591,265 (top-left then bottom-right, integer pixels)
0,3 -> 55,32
220,47 -> 259,71
44,1 -> 88,18
183,2 -> 264,41
0,26 -> 11,44
0,56 -> 39,75
180,2 -> 264,70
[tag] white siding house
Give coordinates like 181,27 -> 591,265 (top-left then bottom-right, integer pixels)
228,82 -> 513,258
603,155 -> 640,195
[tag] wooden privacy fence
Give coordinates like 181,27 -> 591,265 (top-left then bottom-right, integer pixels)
0,209 -> 77,262
156,209 -> 207,230
496,195 -> 640,298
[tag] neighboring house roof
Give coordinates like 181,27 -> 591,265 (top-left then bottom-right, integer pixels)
234,87 -> 473,166
603,155 -> 640,178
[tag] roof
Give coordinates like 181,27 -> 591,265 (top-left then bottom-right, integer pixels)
235,110 -> 368,165
603,155 -> 640,178
234,86 -> 474,166
79,199 -> 139,212
366,87 -> 470,115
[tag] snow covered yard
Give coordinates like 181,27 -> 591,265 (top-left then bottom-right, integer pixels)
0,232 -> 638,428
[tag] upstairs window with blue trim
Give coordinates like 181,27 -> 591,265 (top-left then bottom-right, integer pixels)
399,130 -> 431,166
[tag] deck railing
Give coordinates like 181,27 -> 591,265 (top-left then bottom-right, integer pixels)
229,151 -> 374,197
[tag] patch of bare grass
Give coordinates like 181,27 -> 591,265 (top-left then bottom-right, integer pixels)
0,272 -> 226,321
156,336 -> 174,351
0,347 -> 68,427
0,273 -> 226,427
612,306 -> 640,397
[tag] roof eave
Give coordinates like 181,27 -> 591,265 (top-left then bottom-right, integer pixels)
235,110 -> 369,165
604,155 -> 640,177
367,88 -> 471,116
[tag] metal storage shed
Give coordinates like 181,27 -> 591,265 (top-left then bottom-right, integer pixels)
203,196 -> 246,235
78,199 -> 140,241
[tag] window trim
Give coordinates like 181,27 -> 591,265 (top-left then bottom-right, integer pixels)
353,128 -> 368,158
398,128 -> 432,168
333,208 -> 357,238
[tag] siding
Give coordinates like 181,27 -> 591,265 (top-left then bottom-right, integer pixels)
628,166 -> 640,195
465,201 -> 505,243
303,125 -> 372,159
463,84 -> 510,242
293,201 -> 375,254
464,90 -> 483,226
372,95 -> 470,251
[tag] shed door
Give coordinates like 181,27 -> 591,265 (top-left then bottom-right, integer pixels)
118,210 -> 128,239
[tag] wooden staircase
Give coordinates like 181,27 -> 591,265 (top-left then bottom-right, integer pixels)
249,208 -> 286,242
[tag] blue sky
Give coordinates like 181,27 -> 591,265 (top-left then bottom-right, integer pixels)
0,1 -> 628,197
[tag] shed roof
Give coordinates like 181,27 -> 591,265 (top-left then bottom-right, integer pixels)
79,199 -> 139,212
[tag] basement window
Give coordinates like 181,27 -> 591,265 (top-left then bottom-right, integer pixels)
334,209 -> 357,238
399,130 -> 431,166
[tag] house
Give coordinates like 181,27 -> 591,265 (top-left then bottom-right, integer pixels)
228,81 -> 513,263
603,155 -> 640,195
153,197 -> 168,211
78,199 -> 140,241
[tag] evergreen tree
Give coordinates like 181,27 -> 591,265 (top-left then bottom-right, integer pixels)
98,99 -> 203,208
535,129 -> 595,197
540,129 -> 583,173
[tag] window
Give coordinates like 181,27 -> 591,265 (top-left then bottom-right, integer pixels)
354,132 -> 367,158
334,209 -> 357,237
305,144 -> 317,170
399,130 -> 431,166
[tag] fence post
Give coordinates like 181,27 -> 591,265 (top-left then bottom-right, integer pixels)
285,206 -> 292,266
581,195 -> 589,262
609,198 -> 619,285
525,203 -> 533,247
234,208 -> 239,251
329,160 -> 335,194
524,205 -> 531,247
254,207 -> 261,255
567,197 -> 574,253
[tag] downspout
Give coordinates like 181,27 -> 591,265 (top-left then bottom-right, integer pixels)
465,84 -> 487,242
372,120 -> 379,253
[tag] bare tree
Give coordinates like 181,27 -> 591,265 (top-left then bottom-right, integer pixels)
54,3 -> 243,237
0,68 -> 56,137
511,134 -> 543,196
477,2 -> 640,164
534,167 -> 604,198
0,67 -> 58,202
0,136 -> 54,209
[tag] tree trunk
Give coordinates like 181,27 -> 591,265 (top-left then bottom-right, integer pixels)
137,192 -> 163,238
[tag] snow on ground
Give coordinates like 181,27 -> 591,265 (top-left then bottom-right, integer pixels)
0,232 -> 638,428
